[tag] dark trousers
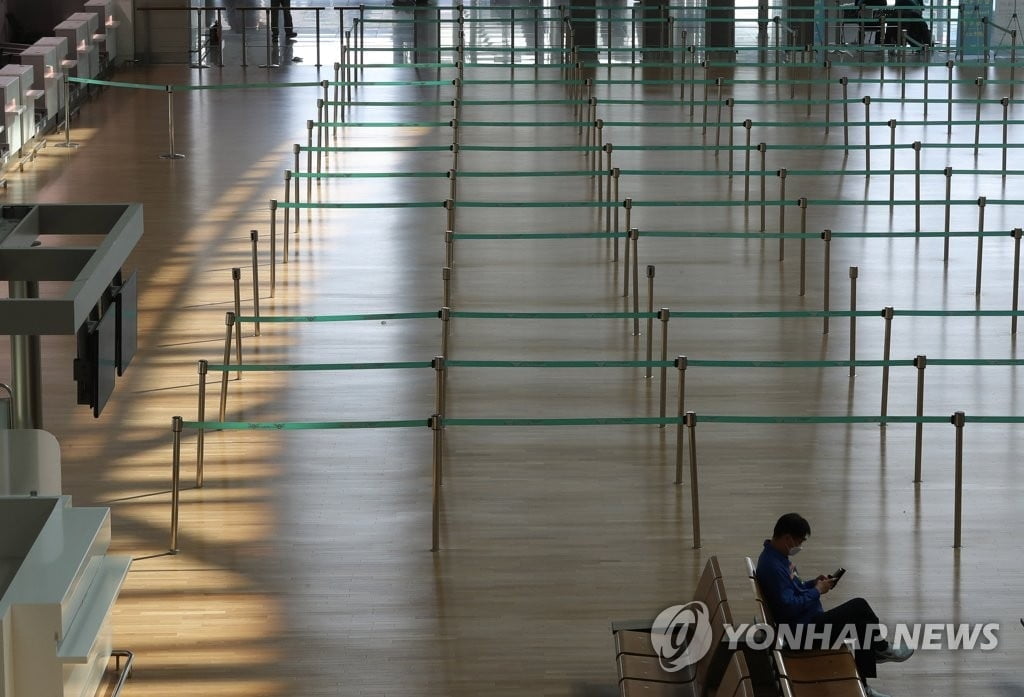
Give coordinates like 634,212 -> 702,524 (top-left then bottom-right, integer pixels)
270,0 -> 294,37
815,597 -> 887,679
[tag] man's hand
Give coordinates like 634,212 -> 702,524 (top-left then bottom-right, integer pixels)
814,575 -> 833,594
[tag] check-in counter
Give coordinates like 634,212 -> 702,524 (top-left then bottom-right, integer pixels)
19,43 -> 61,118
0,495 -> 131,697
54,20 -> 98,79
82,0 -> 120,65
0,66 -> 38,148
0,76 -> 24,156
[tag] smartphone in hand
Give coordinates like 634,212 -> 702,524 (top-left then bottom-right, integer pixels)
830,567 -> 847,586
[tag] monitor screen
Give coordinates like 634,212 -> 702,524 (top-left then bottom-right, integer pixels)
115,270 -> 137,376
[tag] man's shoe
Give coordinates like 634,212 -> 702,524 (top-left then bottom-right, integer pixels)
286,31 -> 298,40
864,684 -> 893,697
875,644 -> 914,663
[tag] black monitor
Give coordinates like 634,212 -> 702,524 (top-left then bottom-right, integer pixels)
114,270 -> 137,376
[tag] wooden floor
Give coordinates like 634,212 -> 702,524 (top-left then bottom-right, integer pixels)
5,13 -> 1024,697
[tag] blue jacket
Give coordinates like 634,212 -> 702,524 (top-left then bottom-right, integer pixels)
755,539 -> 824,624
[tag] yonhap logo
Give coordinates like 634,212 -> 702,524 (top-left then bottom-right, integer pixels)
650,601 -> 714,672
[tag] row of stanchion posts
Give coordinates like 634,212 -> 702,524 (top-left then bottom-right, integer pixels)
166,5 -> 1022,556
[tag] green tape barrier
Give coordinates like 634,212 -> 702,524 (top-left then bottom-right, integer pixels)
459,145 -> 600,152
68,77 -> 167,91
443,417 -> 679,426
618,169 -> 1024,178
895,309 -> 1024,317
291,171 -> 449,179
447,360 -> 675,368
298,146 -> 452,152
927,359 -> 1024,366
277,202 -> 443,209
182,419 -> 427,430
205,362 -> 432,372
453,232 -> 626,239
450,311 -> 658,319
687,359 -> 915,368
314,121 -> 451,127
694,415 -> 953,424
234,312 -> 438,323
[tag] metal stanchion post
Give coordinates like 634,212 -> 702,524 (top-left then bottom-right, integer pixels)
510,7 -> 516,77
56,74 -> 78,149
685,411 -> 701,549
744,121 -> 753,202
448,168 -> 457,202
536,8 -> 541,66
630,229 -> 640,335
674,357 -> 687,483
283,171 -> 292,258
1001,97 -> 1010,175
315,9 -> 321,66
315,104 -> 324,185
445,198 -> 455,233
293,144 -> 302,216
646,266 -> 655,378
805,45 -> 813,116
943,166 -> 953,262
777,168 -> 787,260
249,231 -> 262,336
923,51 -> 929,117
951,410 -> 965,548
446,229 -> 454,270
1012,228 -> 1023,334
913,141 -> 922,232
612,168 -> 621,261
306,120 -> 314,202
849,266 -> 858,377
888,119 -> 896,205
973,77 -> 984,156
219,313 -> 234,423
975,197 -> 986,296
840,77 -> 849,150
170,416 -> 182,554
622,197 -> 633,295
440,307 -> 451,357
430,413 -> 442,552
442,267 -> 451,308
879,306 -> 894,425
798,197 -> 807,295
241,10 -> 249,67
821,230 -> 832,334
701,63 -> 710,135
231,268 -> 243,377
913,355 -> 926,482
713,78 -> 724,149
725,99 -> 735,175
659,309 -> 670,426
759,143 -> 767,231
946,60 -> 954,136
269,200 -> 278,296
159,86 -> 184,159
595,121 -> 604,177
862,96 -> 871,172
333,62 -> 341,128
196,360 -> 207,487
824,61 -> 832,134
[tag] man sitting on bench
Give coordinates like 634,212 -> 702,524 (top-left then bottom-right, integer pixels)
755,513 -> 914,697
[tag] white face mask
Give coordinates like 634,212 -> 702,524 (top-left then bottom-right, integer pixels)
788,545 -> 803,556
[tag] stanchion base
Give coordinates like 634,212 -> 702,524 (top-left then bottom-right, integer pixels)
160,153 -> 186,160
259,63 -> 281,69
54,142 -> 80,149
